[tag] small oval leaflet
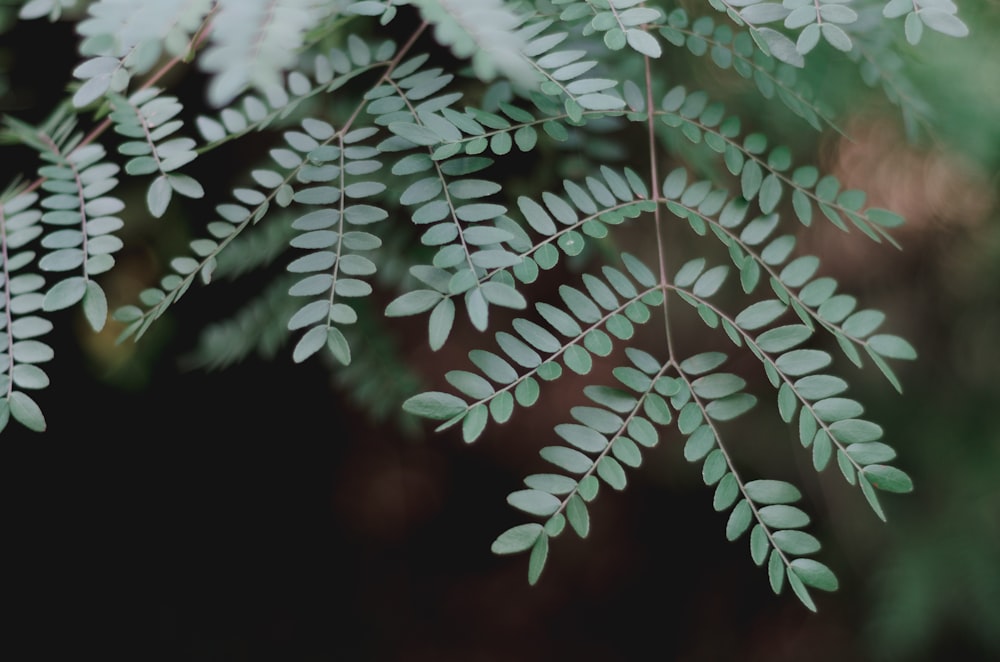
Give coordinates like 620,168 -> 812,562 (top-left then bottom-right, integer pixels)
540,446 -> 594,475
491,523 -> 543,555
402,391 -> 467,420
745,479 -> 802,505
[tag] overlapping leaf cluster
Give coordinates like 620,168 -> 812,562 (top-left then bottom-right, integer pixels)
0,0 -> 965,612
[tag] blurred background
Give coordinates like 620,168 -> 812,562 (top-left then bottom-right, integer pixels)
0,2 -> 998,660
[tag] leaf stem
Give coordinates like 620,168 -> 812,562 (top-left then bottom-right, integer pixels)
644,46 -> 675,361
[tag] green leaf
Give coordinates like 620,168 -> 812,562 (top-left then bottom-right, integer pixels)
772,530 -> 821,555
326,327 -> 352,366
145,174 -> 173,217
755,27 -> 804,68
555,423 -> 609,453
846,442 -> 897,465
428,298 -> 455,351
736,299 -> 786,330
756,324 -> 811,353
566,494 -> 590,538
745,479 -> 802,504
813,397 -> 863,422
293,326 -> 328,363
597,456 -> 627,490
515,378 -> 540,407
726,499 -> 753,541
679,351 -> 727,375
12,364 -> 49,390
787,569 -> 817,612
862,465 -> 914,493
563,345 -> 593,375
9,391 -> 46,431
403,391 -> 468,420
626,28 -> 662,57
524,473 -> 577,495
758,505 -> 810,529
791,558 -> 838,592
794,375 -> 848,400
527,533 -> 549,585
775,349 -> 831,376
829,419 -> 883,444
43,276 -> 87,312
386,290 -> 443,316
462,403 -> 489,444
777,382 -> 797,422
612,437 -> 643,468
859,475 -> 887,521
750,525 -> 769,566
713,473 -> 740,511
627,417 -> 658,448
469,350 -> 518,384
706,393 -> 756,421
572,406 -> 623,435
812,428 -> 833,471
540,446 -> 593,474
768,548 -> 785,594
693,265 -> 729,297
867,334 -> 917,360
507,489 -> 561,516
492,523 -> 543,554
702,448 -> 728,485
919,8 -> 969,38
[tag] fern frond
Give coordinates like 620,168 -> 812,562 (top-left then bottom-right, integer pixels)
654,99 -> 904,246
387,167 -> 654,350
403,252 -> 661,443
492,346 -> 674,585
524,23 -> 628,119
284,119 -> 388,365
668,260 -> 914,521
109,87 -> 204,218
668,348 -> 842,612
0,191 -> 51,433
114,167 -> 277,341
6,110 -> 125,334
656,168 -> 917,388
32,141 -> 120,332
368,57 -> 539,340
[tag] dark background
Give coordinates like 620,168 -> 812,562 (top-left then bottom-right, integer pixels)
1,4 -> 998,661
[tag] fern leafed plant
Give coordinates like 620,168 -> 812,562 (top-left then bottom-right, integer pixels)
0,0 -> 968,611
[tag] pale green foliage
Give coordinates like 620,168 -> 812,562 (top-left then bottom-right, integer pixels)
0,0 -> 965,611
